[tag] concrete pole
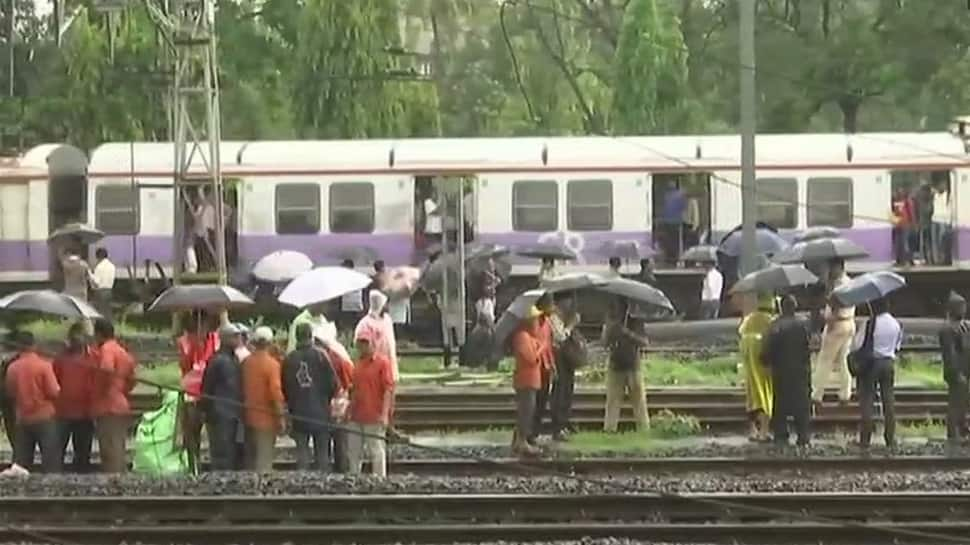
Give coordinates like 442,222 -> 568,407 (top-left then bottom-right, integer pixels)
7,0 -> 14,98
739,0 -> 758,277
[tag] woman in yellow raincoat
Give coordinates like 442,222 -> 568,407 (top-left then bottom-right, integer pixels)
739,293 -> 775,441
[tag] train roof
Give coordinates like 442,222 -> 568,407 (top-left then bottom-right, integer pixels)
87,141 -> 249,175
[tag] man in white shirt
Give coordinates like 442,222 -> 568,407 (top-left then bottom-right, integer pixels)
89,248 -> 116,320
932,183 -> 951,265
699,263 -> 722,320
812,260 -> 855,407
852,297 -> 902,448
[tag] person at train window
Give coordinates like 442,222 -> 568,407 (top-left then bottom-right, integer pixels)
202,323 -> 245,471
282,323 -> 336,472
738,293 -> 774,442
53,322 -> 97,472
939,291 -> 970,444
90,319 -> 136,473
5,332 -> 61,473
602,299 -> 650,433
763,295 -> 812,447
347,328 -> 394,476
931,178 -> 952,265
914,181 -> 935,264
606,257 -> 622,278
682,193 -> 701,250
852,298 -> 901,449
699,262 -> 722,320
530,294 -> 557,442
811,260 -> 855,410
660,183 -> 687,265
890,189 -> 914,266
538,257 -> 559,288
242,326 -> 285,472
424,188 -> 443,245
191,187 -> 217,272
550,292 -> 585,441
509,306 -> 545,457
88,248 -> 115,321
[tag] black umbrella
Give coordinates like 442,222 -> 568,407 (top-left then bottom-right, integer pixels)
542,273 -> 607,292
773,237 -> 869,264
593,277 -> 675,311
516,242 -> 578,261
466,242 -> 511,262
48,223 -> 104,245
831,271 -> 906,307
600,240 -> 653,262
795,226 -> 840,243
0,290 -> 102,319
149,284 -> 255,312
680,244 -> 719,263
719,222 -> 789,257
730,265 -> 819,294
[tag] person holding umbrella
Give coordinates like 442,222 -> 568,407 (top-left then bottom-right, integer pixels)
851,297 -> 902,449
812,259 -> 855,411
509,306 -> 545,457
762,295 -> 812,446
739,293 -> 775,441
538,257 -> 559,287
602,298 -> 650,433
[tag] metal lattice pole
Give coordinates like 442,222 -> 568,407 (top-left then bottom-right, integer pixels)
145,0 -> 225,286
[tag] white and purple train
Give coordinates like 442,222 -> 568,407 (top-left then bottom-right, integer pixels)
0,132 -> 967,283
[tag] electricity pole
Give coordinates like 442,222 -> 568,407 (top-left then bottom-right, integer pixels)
739,0 -> 758,277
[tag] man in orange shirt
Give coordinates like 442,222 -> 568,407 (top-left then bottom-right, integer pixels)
6,332 -> 61,472
53,322 -> 96,472
531,295 -> 556,444
347,329 -> 394,477
510,307 -> 544,457
91,319 -> 136,473
240,326 -> 284,472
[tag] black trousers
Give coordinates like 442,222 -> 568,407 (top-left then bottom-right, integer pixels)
207,416 -> 243,471
947,379 -> 969,442
770,376 -> 810,445
15,419 -> 61,473
531,373 -> 552,440
57,418 -> 95,472
550,361 -> 576,434
293,429 -> 332,472
332,428 -> 348,473
859,358 -> 896,447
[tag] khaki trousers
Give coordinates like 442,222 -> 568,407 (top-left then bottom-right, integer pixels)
95,415 -> 129,473
347,423 -> 387,477
812,320 -> 855,402
604,368 -> 649,432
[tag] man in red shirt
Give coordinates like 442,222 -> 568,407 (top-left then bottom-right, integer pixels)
531,294 -> 556,443
347,329 -> 394,477
91,319 -> 136,473
175,312 -> 219,473
53,322 -> 96,472
5,332 -> 61,472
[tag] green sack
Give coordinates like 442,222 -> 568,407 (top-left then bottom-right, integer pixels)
133,389 -> 188,475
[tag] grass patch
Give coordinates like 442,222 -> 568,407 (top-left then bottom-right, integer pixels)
560,411 -> 702,455
896,356 -> 945,389
16,319 -> 167,341
898,418 -> 946,440
136,361 -> 181,389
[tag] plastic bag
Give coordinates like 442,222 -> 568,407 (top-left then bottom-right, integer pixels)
133,390 -> 189,475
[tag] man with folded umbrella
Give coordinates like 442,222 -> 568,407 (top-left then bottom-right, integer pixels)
940,291 -> 970,444
763,295 -> 812,446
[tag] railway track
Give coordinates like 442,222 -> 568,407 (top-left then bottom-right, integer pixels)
3,493 -> 970,544
126,387 -> 950,432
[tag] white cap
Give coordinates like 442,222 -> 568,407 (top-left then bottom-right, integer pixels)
252,326 -> 274,343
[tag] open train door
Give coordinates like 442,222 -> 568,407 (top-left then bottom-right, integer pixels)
650,172 -> 712,266
45,144 -> 89,288
433,175 -> 476,364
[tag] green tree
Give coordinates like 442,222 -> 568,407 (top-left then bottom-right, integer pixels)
610,0 -> 691,135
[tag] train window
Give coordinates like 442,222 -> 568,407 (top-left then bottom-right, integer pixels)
330,182 -> 375,233
807,177 -> 853,227
755,178 -> 797,229
95,185 -> 139,235
567,179 -> 613,231
512,180 -> 558,231
276,184 -> 320,234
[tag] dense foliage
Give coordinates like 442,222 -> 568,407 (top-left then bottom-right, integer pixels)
2,0 -> 969,151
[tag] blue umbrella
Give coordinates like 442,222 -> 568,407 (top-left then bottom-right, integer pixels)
831,271 -> 906,307
718,222 -> 789,257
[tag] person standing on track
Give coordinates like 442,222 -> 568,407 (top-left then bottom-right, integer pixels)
699,262 -> 722,320
347,329 -> 394,477
602,300 -> 650,433
531,294 -> 556,442
763,295 -> 812,446
201,324 -> 245,471
354,291 -> 401,440
88,248 -> 115,321
90,319 -> 136,473
739,293 -> 774,442
854,298 -> 902,449
240,326 -> 284,472
939,291 -> 970,444
282,323 -> 336,472
5,332 -> 61,472
53,322 -> 97,472
510,307 -> 544,457
550,292 -> 585,441
175,312 -> 219,473
812,259 -> 855,410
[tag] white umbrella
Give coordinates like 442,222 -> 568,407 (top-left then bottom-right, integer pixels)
251,250 -> 314,283
0,290 -> 102,319
279,266 -> 373,308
